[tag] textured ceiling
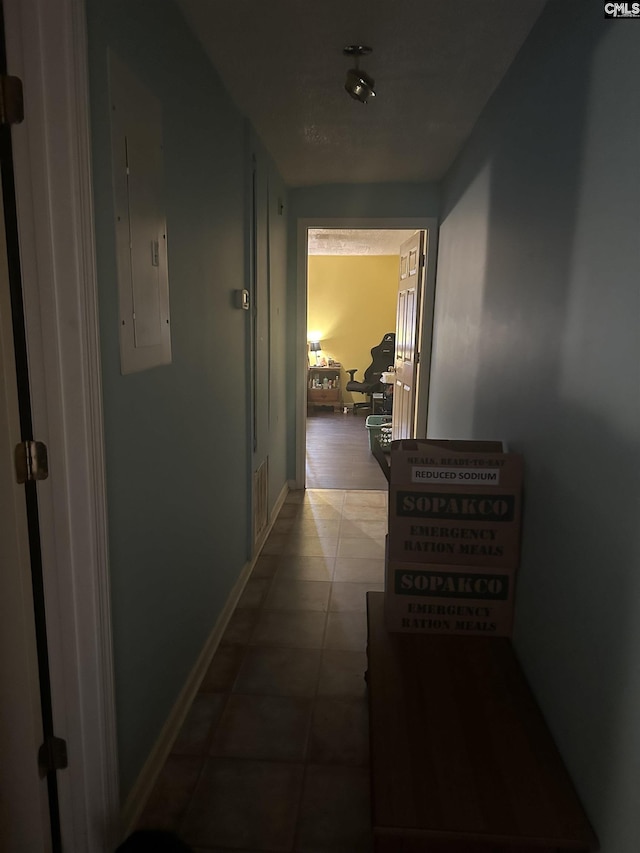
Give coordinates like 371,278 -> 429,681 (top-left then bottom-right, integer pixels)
176,0 -> 547,187
308,229 -> 417,256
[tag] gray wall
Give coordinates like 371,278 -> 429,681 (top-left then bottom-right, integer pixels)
429,3 -> 640,851
87,0 -> 288,797
289,183 -> 440,220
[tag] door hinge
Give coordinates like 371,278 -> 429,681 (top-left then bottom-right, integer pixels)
14,440 -> 49,483
38,736 -> 68,778
0,75 -> 24,125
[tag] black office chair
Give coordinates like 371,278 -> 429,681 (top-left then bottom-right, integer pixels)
346,332 -> 395,414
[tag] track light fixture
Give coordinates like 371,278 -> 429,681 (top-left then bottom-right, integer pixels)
343,45 -> 376,104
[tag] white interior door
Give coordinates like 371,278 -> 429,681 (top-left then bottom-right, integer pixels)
1,2 -> 120,847
392,231 -> 425,440
0,176 -> 52,851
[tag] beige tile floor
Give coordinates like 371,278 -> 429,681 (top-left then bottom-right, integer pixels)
139,488 -> 387,852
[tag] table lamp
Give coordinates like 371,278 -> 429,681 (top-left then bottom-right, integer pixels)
309,341 -> 321,365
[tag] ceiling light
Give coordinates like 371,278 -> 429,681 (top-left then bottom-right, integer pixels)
343,45 -> 376,104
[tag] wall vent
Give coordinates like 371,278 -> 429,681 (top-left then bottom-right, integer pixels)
253,457 -> 269,545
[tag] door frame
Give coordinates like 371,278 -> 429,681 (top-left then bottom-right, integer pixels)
295,216 -> 438,488
0,151 -> 52,852
5,0 -> 119,849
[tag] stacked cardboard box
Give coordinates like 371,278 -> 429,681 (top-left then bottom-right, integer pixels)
384,439 -> 523,637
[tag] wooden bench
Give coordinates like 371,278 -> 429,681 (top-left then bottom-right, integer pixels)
366,592 -> 598,853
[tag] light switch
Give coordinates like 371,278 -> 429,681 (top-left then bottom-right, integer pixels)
234,289 -> 250,310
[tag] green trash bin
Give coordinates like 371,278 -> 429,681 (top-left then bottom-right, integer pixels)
365,415 -> 392,452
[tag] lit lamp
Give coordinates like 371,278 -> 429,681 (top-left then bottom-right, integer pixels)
309,341 -> 322,365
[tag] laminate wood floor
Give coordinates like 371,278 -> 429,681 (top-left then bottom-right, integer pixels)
306,410 -> 388,491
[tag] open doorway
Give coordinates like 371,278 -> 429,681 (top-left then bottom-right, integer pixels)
298,221 -> 438,490
305,228 -> 413,490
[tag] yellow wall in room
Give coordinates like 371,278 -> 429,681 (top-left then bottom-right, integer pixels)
307,255 -> 397,405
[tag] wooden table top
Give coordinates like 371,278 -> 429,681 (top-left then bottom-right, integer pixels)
366,592 -> 598,850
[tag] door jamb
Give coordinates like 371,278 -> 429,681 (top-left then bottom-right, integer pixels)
295,217 -> 438,489
5,0 -> 119,849
413,225 -> 439,437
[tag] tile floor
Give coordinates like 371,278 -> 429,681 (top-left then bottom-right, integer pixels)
138,487 -> 387,853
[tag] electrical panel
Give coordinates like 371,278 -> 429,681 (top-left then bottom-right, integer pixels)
108,51 -> 172,374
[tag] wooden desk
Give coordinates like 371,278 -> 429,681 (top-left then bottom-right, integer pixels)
366,592 -> 598,853
307,366 -> 342,411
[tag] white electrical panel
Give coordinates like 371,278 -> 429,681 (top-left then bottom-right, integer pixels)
108,51 -> 172,374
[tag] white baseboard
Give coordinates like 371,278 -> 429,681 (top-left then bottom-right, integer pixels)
270,479 -> 291,524
121,479 -> 290,836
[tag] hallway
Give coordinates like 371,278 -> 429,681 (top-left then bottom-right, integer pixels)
7,3 -> 636,850
138,486 -> 386,851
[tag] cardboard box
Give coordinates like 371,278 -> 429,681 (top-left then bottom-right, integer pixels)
387,439 -> 523,569
385,557 -> 516,637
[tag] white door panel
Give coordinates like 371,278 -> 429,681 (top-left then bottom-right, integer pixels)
0,176 -> 52,851
392,231 -> 425,440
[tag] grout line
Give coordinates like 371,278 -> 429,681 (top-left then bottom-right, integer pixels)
291,753 -> 312,853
